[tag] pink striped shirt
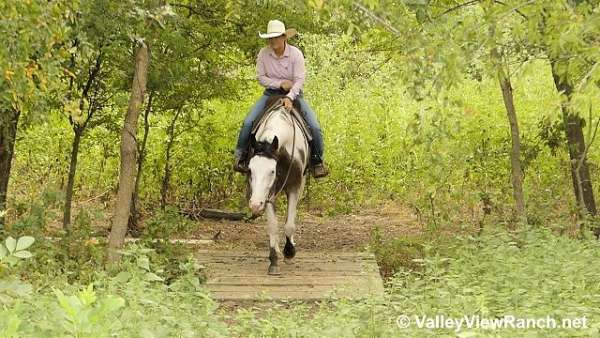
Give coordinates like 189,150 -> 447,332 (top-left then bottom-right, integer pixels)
256,43 -> 305,100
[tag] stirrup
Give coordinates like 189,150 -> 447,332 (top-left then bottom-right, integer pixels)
233,156 -> 248,173
312,163 -> 329,178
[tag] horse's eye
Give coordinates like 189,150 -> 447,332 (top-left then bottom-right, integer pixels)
271,170 -> 275,175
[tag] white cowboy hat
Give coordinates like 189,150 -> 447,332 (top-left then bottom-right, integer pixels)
259,20 -> 297,39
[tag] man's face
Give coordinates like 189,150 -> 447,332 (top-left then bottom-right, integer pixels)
268,35 -> 286,50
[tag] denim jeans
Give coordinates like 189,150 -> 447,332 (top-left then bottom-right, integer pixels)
235,89 -> 324,163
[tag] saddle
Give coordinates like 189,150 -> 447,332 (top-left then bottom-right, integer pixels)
250,96 -> 313,142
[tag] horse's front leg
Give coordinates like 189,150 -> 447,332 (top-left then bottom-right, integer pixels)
283,184 -> 303,262
266,201 -> 280,275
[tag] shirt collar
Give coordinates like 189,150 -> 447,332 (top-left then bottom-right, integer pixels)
269,43 -> 290,58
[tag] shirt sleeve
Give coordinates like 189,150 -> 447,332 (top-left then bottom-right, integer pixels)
256,49 -> 282,89
286,49 -> 305,101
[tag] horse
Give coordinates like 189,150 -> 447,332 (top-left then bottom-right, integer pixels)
246,98 -> 310,275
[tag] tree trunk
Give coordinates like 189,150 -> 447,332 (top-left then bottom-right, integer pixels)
107,42 -> 149,264
488,21 -> 527,224
498,75 -> 527,224
63,52 -> 102,230
160,108 -> 182,211
62,127 -> 83,230
130,90 -> 154,231
551,62 -> 597,219
0,109 -> 20,229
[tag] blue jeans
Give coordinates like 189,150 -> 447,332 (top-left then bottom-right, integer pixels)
235,89 -> 324,163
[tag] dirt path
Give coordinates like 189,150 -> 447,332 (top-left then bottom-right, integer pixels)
192,202 -> 420,251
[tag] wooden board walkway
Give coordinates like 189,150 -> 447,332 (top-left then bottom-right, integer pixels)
196,250 -> 384,301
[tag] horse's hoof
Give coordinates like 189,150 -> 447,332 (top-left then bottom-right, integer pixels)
268,265 -> 280,275
283,238 -> 296,259
284,257 -> 295,265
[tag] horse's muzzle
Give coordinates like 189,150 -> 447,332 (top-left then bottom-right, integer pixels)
250,200 -> 266,216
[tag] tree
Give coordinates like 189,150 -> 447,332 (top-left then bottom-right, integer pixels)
348,0 -> 532,223
107,40 -> 149,264
0,0 -> 69,228
535,1 -> 600,225
60,0 -> 132,230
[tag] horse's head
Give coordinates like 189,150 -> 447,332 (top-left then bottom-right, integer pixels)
248,135 -> 279,216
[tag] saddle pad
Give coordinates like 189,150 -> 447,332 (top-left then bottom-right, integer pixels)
251,100 -> 313,142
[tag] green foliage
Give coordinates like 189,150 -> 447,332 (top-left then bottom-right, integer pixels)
2,226 -> 600,336
385,227 -> 600,336
0,236 -> 34,268
369,228 -> 455,278
4,1 -> 600,337
0,0 -> 70,117
142,207 -> 197,238
53,285 -> 125,338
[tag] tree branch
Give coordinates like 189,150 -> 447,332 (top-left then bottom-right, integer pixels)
353,2 -> 400,36
435,0 -> 482,18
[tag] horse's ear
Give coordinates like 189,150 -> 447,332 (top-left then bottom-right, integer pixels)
271,136 -> 279,152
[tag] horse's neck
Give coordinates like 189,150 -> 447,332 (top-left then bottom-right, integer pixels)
257,109 -> 293,148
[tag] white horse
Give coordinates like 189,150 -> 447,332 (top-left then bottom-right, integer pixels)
247,99 -> 310,275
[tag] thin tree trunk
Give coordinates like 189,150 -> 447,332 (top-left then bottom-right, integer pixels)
488,21 -> 526,224
160,108 -> 182,211
0,109 -> 20,229
498,75 -> 527,224
130,90 -> 154,230
107,42 -> 149,264
63,127 -> 83,230
551,62 -> 597,219
63,52 -> 102,230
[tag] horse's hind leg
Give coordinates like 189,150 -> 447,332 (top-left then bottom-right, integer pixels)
283,184 -> 303,261
266,202 -> 280,275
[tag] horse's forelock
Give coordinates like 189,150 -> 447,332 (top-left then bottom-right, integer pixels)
254,140 -> 277,159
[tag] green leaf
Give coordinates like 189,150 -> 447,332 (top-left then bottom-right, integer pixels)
0,244 -> 7,258
15,236 -> 35,251
145,272 -> 164,282
114,271 -> 131,283
13,250 -> 32,259
99,296 -> 126,313
5,237 -> 16,253
79,284 -> 97,306
3,256 -> 18,266
137,256 -> 150,271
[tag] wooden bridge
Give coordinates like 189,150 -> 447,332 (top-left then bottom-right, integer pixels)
196,250 -> 384,301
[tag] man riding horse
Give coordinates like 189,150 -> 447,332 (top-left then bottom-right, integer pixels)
233,19 -> 328,178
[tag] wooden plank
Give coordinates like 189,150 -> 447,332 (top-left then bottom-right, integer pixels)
207,271 -> 379,278
208,290 -> 348,301
207,276 -> 377,285
207,287 -> 383,301
197,251 -> 374,259
203,264 -> 377,275
197,257 -> 377,264
197,250 -> 384,301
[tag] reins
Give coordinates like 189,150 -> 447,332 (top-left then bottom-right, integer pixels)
266,102 -> 297,205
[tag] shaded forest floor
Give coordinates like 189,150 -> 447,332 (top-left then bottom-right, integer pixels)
192,202 -> 421,251
38,199 -> 421,251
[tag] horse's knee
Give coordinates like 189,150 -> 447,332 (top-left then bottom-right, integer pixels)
242,120 -> 254,129
284,222 -> 295,237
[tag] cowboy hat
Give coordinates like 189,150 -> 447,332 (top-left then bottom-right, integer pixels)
259,20 -> 297,39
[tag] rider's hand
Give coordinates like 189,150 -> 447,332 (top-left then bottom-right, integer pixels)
282,97 -> 293,111
280,80 -> 293,92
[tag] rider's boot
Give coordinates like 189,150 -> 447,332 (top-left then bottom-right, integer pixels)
233,152 -> 249,173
